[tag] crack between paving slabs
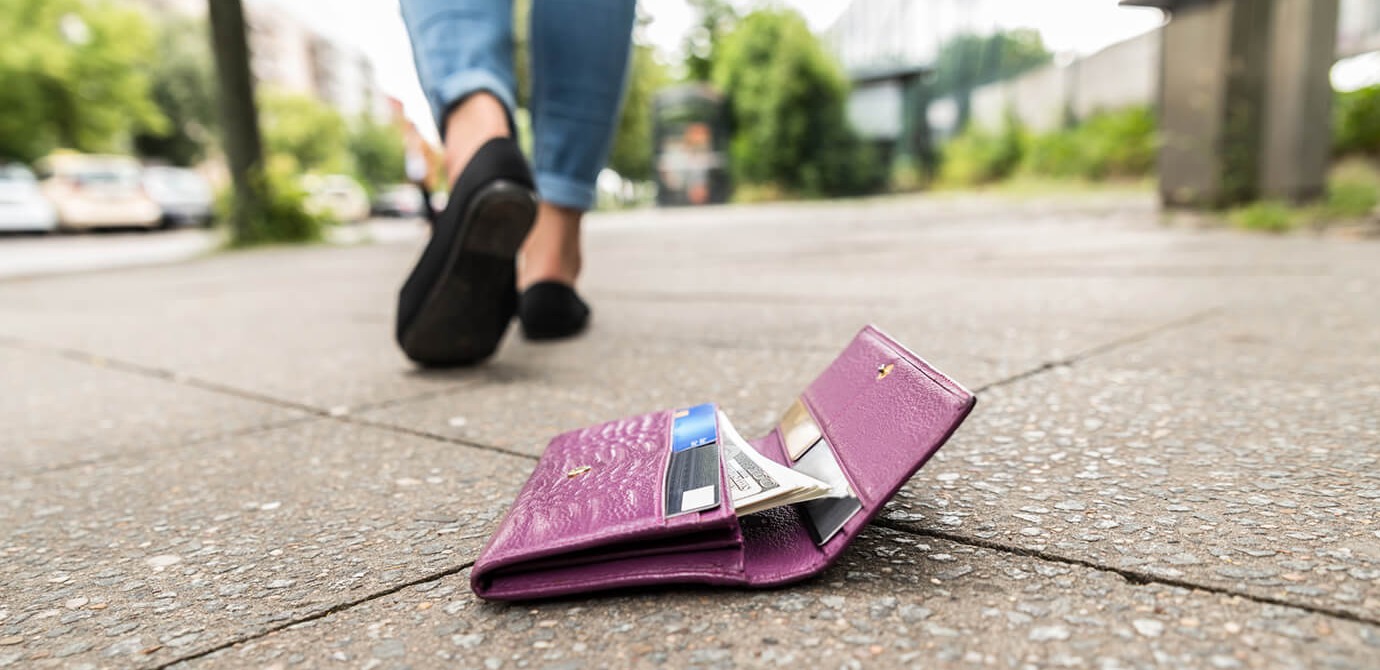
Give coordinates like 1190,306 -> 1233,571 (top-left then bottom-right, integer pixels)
23,306 -> 1363,663
877,521 -> 1380,629
6,416 -> 317,481
0,334 -> 535,463
144,560 -> 478,670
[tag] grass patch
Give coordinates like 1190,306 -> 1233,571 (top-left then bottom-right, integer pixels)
1229,201 -> 1297,233
1322,159 -> 1380,219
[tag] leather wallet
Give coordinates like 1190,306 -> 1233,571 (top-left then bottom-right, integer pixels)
471,325 -> 976,600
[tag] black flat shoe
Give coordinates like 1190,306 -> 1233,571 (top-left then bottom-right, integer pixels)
396,137 -> 536,367
518,281 -> 590,340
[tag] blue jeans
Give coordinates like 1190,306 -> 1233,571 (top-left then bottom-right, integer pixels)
400,0 -> 636,211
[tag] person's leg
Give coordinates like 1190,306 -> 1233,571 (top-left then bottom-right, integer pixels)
396,0 -> 538,366
523,0 -> 637,289
400,0 -> 516,181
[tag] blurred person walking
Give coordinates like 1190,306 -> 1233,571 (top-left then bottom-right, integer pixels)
397,0 -> 635,366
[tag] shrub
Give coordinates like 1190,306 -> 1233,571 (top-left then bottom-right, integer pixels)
1018,106 -> 1157,180
713,9 -> 884,197
1022,129 -> 1085,178
1229,201 -> 1296,233
939,121 -> 1026,186
218,159 -> 327,248
1077,106 -> 1157,179
1323,160 -> 1380,218
1334,85 -> 1380,158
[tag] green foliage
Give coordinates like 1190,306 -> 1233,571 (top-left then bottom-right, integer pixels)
133,16 -> 217,166
1334,85 -> 1380,158
938,119 -> 1027,186
219,159 -> 326,248
260,91 -> 350,175
1322,159 -> 1380,218
1021,106 -> 1157,180
1229,201 -> 1296,233
713,9 -> 884,197
608,42 -> 667,181
0,0 -> 165,163
683,0 -> 738,83
931,30 -> 1053,100
348,116 -> 406,194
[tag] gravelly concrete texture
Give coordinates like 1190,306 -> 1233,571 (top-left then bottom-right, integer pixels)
186,530 -> 1380,670
0,192 -> 1377,668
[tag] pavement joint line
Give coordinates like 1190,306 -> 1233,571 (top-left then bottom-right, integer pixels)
0,331 -> 540,472
337,414 -> 540,463
0,332 -> 503,443
970,307 -> 1224,394
2,416 -> 317,482
876,521 -> 1380,629
149,560 -> 478,670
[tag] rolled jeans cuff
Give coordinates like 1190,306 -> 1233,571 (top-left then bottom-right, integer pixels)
430,69 -> 518,140
536,172 -> 596,212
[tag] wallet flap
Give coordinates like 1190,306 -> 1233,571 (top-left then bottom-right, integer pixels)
741,324 -> 975,586
471,408 -> 743,599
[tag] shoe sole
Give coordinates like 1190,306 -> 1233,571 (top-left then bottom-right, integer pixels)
399,179 -> 537,366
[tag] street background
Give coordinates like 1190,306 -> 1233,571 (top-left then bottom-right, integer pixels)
2,0 -> 1380,667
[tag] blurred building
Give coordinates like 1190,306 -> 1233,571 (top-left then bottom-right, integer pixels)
1339,0 -> 1380,56
827,0 -> 987,75
245,3 -> 389,119
825,0 -> 990,170
126,0 -> 389,120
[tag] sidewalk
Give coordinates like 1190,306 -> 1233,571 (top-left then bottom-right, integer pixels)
1,192 -> 1377,668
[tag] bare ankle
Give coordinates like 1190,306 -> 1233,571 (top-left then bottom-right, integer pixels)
442,93 -> 510,185
519,203 -> 584,289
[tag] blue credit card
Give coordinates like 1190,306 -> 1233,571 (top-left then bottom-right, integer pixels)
672,403 -> 717,452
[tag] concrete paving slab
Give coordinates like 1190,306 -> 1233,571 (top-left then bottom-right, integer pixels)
886,362 -> 1380,622
0,195 -> 1229,414
186,528 -> 1377,670
0,245 -> 470,411
1094,298 -> 1380,386
0,348 -> 304,473
358,343 -> 840,457
0,419 -> 531,669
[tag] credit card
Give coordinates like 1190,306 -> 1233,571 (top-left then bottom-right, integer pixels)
672,403 -> 718,452
664,443 -> 721,517
665,404 -> 722,517
779,398 -> 823,461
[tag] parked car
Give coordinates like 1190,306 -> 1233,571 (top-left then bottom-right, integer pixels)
0,163 -> 58,233
36,153 -> 162,230
302,174 -> 370,223
143,166 -> 214,227
371,183 -> 426,218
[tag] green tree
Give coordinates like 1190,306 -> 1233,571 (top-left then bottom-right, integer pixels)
259,91 -> 350,174
608,41 -> 667,181
713,9 -> 883,197
931,29 -> 1053,129
349,115 -> 406,194
683,0 -> 738,83
1334,84 -> 1380,157
0,0 -> 165,163
134,16 -> 217,166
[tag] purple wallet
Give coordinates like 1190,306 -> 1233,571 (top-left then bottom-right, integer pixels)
471,325 -> 976,601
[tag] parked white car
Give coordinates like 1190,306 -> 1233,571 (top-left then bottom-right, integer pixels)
372,183 -> 426,218
36,154 -> 162,230
143,166 -> 214,227
302,174 -> 370,223
0,163 -> 58,233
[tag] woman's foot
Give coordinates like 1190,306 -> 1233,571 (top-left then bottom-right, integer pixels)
395,94 -> 536,367
518,203 -> 582,288
517,203 -> 589,340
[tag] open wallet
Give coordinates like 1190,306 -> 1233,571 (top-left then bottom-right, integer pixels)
470,325 -> 976,601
